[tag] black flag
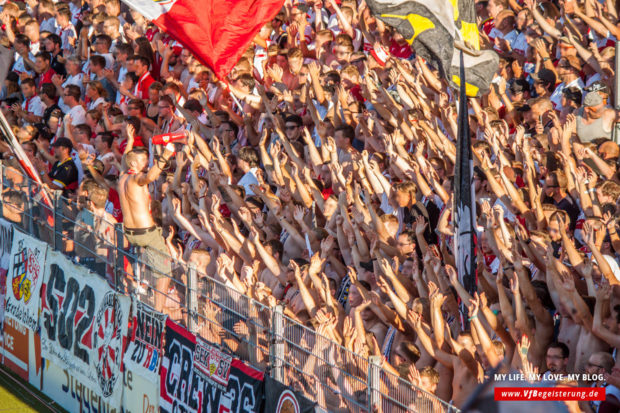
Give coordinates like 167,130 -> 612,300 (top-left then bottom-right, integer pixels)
454,50 -> 477,301
366,0 -> 498,96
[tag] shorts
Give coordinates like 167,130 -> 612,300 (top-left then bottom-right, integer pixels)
125,226 -> 172,279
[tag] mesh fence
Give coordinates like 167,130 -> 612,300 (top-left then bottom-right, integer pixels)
0,164 -> 459,413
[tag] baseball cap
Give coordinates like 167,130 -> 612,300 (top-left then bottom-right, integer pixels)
586,80 -> 610,95
583,91 -> 603,107
531,68 -> 556,86
52,137 -> 73,150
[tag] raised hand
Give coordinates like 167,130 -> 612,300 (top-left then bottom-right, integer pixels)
407,309 -> 422,329
266,64 -> 284,83
321,235 -> 335,256
238,206 -> 252,224
467,292 -> 480,318
518,335 -> 531,359
407,364 -> 422,387
446,265 -> 458,285
509,272 -> 519,295
414,215 -> 427,236
293,205 -> 305,222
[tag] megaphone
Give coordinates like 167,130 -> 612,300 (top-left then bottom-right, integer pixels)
152,130 -> 186,145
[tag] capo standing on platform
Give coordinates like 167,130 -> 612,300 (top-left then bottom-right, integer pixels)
118,123 -> 176,312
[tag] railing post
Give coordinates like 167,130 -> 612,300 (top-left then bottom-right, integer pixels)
270,304 -> 284,382
187,263 -> 197,333
52,190 -> 62,251
26,177 -> 34,235
368,356 -> 382,411
114,223 -> 124,292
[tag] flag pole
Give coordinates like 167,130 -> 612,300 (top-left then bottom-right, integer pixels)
454,49 -> 478,328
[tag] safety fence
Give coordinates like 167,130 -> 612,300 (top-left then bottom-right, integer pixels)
0,162 -> 459,413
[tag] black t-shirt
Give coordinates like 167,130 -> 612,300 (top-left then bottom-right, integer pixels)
51,54 -> 66,77
402,200 -> 439,245
556,195 -> 580,232
43,103 -> 62,125
49,158 -> 78,193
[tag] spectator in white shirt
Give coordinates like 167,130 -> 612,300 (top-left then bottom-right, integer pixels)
55,7 -> 77,54
550,55 -> 584,111
237,147 -> 261,196
92,34 -> 115,69
512,9 -> 533,56
12,35 -> 36,77
54,55 -> 84,113
63,84 -> 87,126
38,1 -> 57,33
103,16 -> 125,51
492,10 -> 518,53
12,78 -> 45,126
86,80 -> 107,111
23,20 -> 40,55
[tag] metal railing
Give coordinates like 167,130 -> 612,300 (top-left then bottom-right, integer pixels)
0,162 -> 459,413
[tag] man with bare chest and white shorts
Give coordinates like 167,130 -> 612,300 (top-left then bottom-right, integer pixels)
119,138 -> 175,312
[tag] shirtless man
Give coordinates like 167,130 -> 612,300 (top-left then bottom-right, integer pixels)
411,300 -> 486,407
118,125 -> 176,312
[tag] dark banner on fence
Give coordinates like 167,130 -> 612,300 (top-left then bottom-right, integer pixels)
264,375 -> 316,413
160,318 -> 264,413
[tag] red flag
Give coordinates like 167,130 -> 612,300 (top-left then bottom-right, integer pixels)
121,0 -> 284,79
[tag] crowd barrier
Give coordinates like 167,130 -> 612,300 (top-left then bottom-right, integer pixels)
0,163 -> 459,412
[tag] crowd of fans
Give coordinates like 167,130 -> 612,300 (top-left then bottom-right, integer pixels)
3,0 -> 620,411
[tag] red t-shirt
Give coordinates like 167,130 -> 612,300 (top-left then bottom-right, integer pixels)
106,187 -> 123,223
119,135 -> 146,153
134,72 -> 154,100
389,39 -> 413,59
38,67 -> 56,86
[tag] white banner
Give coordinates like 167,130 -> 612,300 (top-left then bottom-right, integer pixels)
4,229 -> 48,331
123,300 -> 167,383
122,368 -> 159,413
40,250 -> 130,410
43,359 -> 123,413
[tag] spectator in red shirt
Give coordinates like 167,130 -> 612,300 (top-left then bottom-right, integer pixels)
132,55 -> 155,101
35,51 -> 56,86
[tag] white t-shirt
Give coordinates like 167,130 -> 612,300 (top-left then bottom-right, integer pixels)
56,24 -> 77,54
551,77 -> 585,110
12,52 -> 35,76
513,32 -> 528,55
66,104 -> 87,125
58,73 -> 85,113
238,167 -> 259,196
40,17 -> 57,34
87,97 -> 105,111
22,95 -> 46,125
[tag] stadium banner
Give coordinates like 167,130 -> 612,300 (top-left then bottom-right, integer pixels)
0,217 -> 13,343
264,375 -> 317,413
122,367 -> 159,413
160,319 -> 264,413
4,229 -> 48,331
43,358 -> 124,413
123,299 -> 167,383
40,250 -> 130,410
1,316 -> 29,381
160,318 -> 196,412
